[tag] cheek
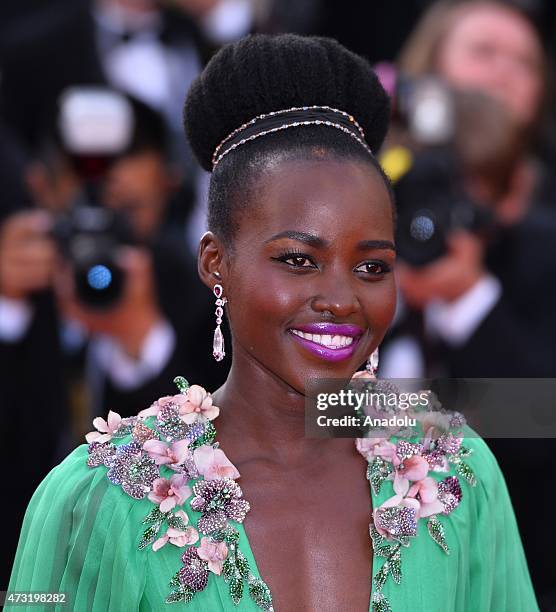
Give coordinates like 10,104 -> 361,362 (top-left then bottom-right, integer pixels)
513,73 -> 542,116
443,54 -> 492,89
225,266 -> 304,341
363,277 -> 397,337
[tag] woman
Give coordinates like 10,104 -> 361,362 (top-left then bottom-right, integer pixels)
7,34 -> 537,611
397,0 -> 551,222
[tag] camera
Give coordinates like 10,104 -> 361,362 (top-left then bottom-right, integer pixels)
53,87 -> 136,308
53,206 -> 134,309
394,150 -> 494,267
375,69 -> 507,266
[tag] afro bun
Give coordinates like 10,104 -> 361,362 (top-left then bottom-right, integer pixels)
184,33 -> 390,172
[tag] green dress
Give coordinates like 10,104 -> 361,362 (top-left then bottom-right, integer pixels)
8,380 -> 539,612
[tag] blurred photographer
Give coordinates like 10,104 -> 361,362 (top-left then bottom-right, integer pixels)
5,88 -> 228,421
378,2 -> 556,604
381,0 -> 556,376
0,121 -> 71,590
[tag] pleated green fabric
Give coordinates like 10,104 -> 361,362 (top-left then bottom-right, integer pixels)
8,433 -> 538,611
372,434 -> 539,612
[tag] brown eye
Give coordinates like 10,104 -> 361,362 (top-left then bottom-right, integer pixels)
286,256 -> 313,267
273,251 -> 317,269
355,261 -> 390,276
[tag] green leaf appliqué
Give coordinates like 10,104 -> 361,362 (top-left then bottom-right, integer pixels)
427,515 -> 450,554
456,461 -> 477,486
138,521 -> 163,550
372,591 -> 393,612
229,575 -> 244,605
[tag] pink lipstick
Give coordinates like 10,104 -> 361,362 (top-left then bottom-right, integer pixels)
288,323 -> 364,362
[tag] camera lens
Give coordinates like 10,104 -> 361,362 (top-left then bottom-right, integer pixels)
75,259 -> 123,309
87,264 -> 113,290
52,206 -> 134,310
397,206 -> 447,267
410,213 -> 436,242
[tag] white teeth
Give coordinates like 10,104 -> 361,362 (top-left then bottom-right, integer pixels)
291,329 -> 355,349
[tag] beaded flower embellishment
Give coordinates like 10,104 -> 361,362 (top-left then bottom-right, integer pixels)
86,373 -> 476,612
85,377 -> 273,610
351,371 -> 477,612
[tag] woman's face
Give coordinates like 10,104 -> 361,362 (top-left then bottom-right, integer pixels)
436,4 -> 543,127
208,157 -> 396,395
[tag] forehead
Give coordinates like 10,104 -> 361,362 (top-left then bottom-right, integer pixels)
446,5 -> 541,57
236,158 -> 394,245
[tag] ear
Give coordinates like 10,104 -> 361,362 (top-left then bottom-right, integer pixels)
197,231 -> 228,291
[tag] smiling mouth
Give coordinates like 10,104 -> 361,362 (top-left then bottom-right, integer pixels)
290,329 -> 355,349
287,325 -> 364,362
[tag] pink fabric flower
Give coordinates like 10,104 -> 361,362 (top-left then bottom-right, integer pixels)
356,438 -> 400,465
407,477 -> 445,518
420,412 -> 452,443
197,536 -> 229,575
148,474 -> 191,513
193,445 -> 240,480
143,439 -> 192,469
152,511 -> 199,551
399,455 -> 429,482
391,454 -> 430,498
85,411 -> 122,443
179,385 -> 220,424
377,473 -> 444,537
351,370 -> 375,380
138,394 -> 189,418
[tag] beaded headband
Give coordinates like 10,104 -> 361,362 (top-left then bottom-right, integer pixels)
211,105 -> 373,169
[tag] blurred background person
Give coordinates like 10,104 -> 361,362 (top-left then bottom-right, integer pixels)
0,0 -> 256,254
376,1 -> 556,606
0,124 -> 70,592
0,86 -> 231,586
28,87 -> 231,420
0,0 -> 254,587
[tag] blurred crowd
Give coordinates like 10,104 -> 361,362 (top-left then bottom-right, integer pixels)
1,0 -> 556,607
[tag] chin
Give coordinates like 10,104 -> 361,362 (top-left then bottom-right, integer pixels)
285,362 -> 357,396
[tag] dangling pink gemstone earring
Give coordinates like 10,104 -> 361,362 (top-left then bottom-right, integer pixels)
366,347 -> 379,377
213,284 -> 227,361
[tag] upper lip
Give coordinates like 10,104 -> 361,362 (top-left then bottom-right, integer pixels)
289,323 -> 365,338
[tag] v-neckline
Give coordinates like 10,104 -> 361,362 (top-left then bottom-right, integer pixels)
230,460 -> 377,612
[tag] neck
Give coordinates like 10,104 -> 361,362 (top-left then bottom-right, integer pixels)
211,342 -> 354,469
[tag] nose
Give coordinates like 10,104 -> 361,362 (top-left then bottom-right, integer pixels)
310,270 -> 360,318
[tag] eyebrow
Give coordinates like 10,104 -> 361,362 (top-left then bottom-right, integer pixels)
356,239 -> 396,252
264,230 -> 396,252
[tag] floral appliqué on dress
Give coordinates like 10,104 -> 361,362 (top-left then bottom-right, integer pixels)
86,377 -> 273,610
351,371 -> 477,612
86,374 -> 475,611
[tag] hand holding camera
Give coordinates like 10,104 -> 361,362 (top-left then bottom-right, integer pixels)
396,230 -> 487,308
0,210 -> 56,300
56,245 -> 164,359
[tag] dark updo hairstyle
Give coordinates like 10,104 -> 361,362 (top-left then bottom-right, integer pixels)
184,33 -> 393,250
